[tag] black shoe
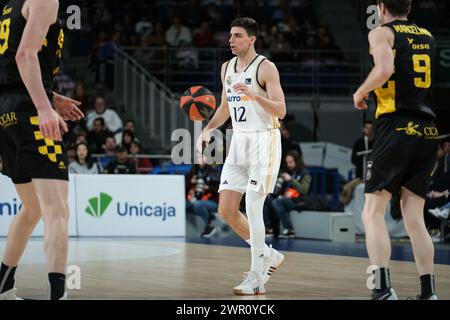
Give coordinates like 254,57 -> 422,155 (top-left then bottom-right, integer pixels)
201,225 -> 216,238
371,288 -> 398,300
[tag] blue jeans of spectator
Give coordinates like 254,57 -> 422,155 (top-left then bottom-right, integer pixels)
186,200 -> 218,225
272,197 -> 297,230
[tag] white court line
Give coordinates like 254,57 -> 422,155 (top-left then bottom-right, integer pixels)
0,240 -> 181,264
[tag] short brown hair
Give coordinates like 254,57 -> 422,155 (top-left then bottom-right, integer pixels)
230,17 -> 259,38
377,0 -> 411,16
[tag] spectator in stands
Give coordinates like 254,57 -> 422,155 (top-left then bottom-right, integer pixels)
340,121 -> 375,206
280,121 -> 302,164
203,2 -> 225,31
103,145 -> 137,174
193,22 -> 216,47
286,17 -> 305,48
265,150 -> 312,238
256,24 -> 271,49
116,119 -> 140,145
147,22 -> 166,47
124,119 -> 137,135
121,130 -> 135,153
85,96 -> 123,135
73,83 -> 91,115
428,188 -> 450,219
270,32 -> 291,51
68,143 -> 99,174
305,34 -> 317,50
66,144 -> 77,164
54,72 -> 76,97
186,155 -> 220,237
130,141 -> 152,174
75,131 -> 88,146
430,142 -> 449,187
102,136 -> 117,156
351,120 -> 375,180
87,117 -> 112,154
97,32 -> 120,87
166,17 -> 192,47
132,34 -> 153,69
134,16 -> 153,35
271,0 -> 292,23
425,170 -> 450,242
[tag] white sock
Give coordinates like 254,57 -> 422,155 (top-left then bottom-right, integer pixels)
246,239 -> 271,257
245,190 -> 267,275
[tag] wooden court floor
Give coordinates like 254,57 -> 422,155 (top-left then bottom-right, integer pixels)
2,239 -> 449,300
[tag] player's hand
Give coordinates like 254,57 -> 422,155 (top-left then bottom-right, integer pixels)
196,128 -> 212,154
233,83 -> 257,98
38,108 -> 68,141
353,90 -> 369,110
54,93 -> 84,121
281,173 -> 292,182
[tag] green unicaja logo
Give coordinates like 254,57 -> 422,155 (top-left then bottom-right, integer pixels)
85,192 -> 113,218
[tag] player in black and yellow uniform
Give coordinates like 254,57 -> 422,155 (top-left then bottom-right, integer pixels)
0,0 -> 83,300
354,0 -> 438,300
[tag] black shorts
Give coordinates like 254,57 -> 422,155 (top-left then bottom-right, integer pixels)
0,90 -> 68,184
364,114 -> 439,199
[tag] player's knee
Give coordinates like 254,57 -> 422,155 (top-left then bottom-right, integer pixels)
19,205 -> 42,225
41,201 -> 69,221
362,207 -> 380,225
403,215 -> 423,233
218,203 -> 238,220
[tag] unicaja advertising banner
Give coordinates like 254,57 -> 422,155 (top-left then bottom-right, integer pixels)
0,174 -> 77,236
75,175 -> 186,236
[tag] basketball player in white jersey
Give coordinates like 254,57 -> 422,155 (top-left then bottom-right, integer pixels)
197,17 -> 286,295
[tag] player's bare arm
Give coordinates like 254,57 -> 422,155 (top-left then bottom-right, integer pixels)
233,60 -> 286,119
16,0 -> 67,141
353,27 -> 395,110
196,62 -> 231,153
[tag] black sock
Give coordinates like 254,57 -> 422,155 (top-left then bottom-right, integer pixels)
48,273 -> 66,300
0,262 -> 17,293
373,267 -> 391,293
420,274 -> 435,298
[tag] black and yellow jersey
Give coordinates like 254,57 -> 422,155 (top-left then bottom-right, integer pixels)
0,0 -> 64,92
372,19 -> 436,119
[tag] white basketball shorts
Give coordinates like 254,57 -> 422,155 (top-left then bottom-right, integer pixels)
218,129 -> 282,194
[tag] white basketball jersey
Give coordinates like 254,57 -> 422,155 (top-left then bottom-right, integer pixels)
224,55 -> 280,131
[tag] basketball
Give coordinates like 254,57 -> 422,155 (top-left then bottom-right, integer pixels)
180,86 -> 216,121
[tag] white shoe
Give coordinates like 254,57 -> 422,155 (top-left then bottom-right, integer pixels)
262,246 -> 285,285
233,271 -> 265,295
59,292 -> 68,300
429,208 -> 450,220
0,288 -> 23,300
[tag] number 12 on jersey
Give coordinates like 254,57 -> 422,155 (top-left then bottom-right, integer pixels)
233,106 -> 247,122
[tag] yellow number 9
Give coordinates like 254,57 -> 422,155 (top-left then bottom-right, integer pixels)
413,54 -> 431,88
0,18 -> 11,55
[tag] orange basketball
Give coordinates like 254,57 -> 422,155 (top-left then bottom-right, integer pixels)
180,86 -> 216,121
